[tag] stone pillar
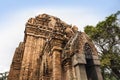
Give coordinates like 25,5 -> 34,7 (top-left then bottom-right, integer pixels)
72,65 -> 77,80
92,56 -> 103,80
30,37 -> 46,80
52,46 -> 62,80
65,61 -> 73,80
66,65 -> 71,80
72,54 -> 88,80
19,35 -> 35,80
74,64 -> 88,80
94,66 -> 103,80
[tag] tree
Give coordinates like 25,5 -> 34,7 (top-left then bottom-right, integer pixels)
84,11 -> 120,80
0,72 -> 8,80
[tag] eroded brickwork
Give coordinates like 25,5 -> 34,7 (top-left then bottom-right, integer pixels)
8,14 -> 103,80
8,42 -> 24,80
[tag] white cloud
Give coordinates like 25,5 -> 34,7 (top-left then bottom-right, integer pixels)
0,7 -> 105,72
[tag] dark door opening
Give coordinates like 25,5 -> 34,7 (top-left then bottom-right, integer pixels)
85,58 -> 94,80
84,43 -> 98,80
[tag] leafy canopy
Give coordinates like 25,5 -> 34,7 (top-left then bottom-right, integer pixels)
84,11 -> 120,79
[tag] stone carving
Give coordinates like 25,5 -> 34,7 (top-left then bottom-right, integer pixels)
84,43 -> 93,59
8,14 -> 103,80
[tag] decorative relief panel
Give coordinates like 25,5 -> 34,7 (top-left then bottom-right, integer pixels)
84,43 -> 93,59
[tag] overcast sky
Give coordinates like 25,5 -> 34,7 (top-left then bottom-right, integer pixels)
0,0 -> 120,73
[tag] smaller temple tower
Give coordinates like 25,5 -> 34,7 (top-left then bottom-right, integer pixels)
8,14 -> 103,80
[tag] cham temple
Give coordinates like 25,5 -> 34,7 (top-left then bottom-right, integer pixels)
8,14 -> 103,80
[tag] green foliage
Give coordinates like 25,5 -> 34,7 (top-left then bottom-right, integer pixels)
84,11 -> 120,80
0,72 -> 8,80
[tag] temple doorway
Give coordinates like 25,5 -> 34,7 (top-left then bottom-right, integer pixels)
84,43 -> 97,80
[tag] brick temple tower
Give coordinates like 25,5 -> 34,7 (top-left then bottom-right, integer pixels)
8,14 -> 103,80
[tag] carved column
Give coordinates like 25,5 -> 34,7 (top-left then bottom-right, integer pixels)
92,56 -> 103,80
30,37 -> 46,80
19,35 -> 35,80
64,59 -> 73,80
72,53 -> 88,80
52,46 -> 62,80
